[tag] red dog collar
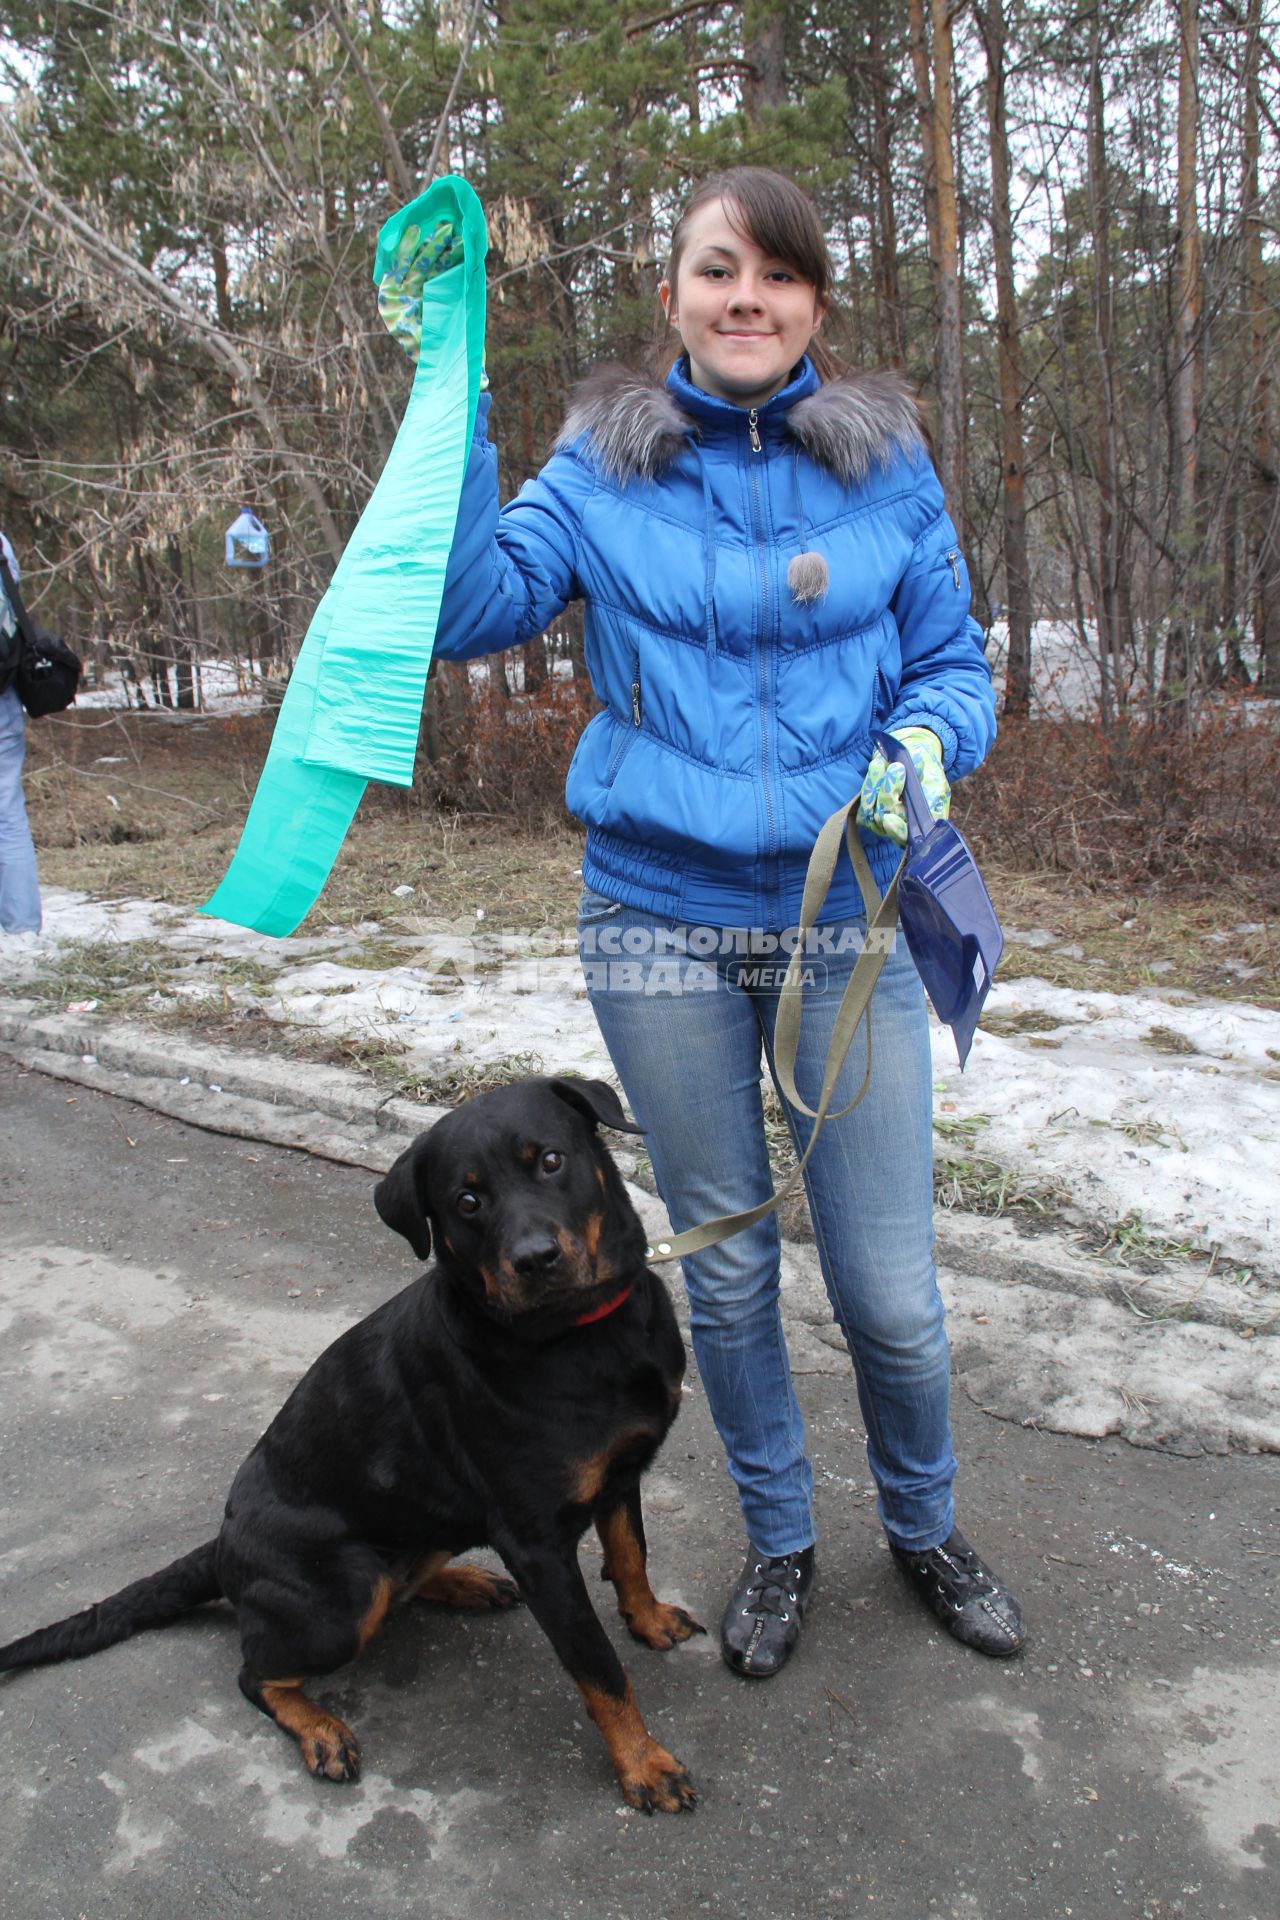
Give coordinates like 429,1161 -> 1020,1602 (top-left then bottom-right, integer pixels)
573,1285 -> 633,1327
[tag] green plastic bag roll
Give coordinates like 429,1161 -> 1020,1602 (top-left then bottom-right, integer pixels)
201,176 -> 487,937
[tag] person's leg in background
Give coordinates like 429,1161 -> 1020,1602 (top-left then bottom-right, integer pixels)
0,687 -> 41,936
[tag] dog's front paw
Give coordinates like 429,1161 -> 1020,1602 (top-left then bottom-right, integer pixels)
620,1742 -> 698,1815
300,1719 -> 362,1783
622,1599 -> 706,1650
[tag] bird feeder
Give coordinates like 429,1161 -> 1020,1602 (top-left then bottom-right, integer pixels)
225,506 -> 270,569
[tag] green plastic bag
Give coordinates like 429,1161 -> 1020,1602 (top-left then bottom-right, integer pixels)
202,176 -> 487,936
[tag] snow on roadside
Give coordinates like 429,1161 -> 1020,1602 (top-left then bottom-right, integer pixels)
6,885 -> 1278,1282
934,980 -> 1278,1274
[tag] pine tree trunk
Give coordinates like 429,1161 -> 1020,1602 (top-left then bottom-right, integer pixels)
907,0 -> 942,301
743,4 -> 787,126
927,0 -> 966,527
868,5 -> 906,368
977,0 -> 1031,718
1166,0 -> 1202,703
1243,0 -> 1279,691
166,538 -> 195,710
1087,9 -> 1121,726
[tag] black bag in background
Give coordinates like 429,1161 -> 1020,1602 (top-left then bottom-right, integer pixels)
17,627 -> 83,717
0,543 -> 81,717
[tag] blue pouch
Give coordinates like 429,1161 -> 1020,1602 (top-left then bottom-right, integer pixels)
872,730 -> 1003,1068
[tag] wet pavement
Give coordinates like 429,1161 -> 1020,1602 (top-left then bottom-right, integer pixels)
1,1057 -> 1277,1920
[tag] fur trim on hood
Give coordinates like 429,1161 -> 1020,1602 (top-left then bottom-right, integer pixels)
787,371 -> 924,485
556,366 -> 690,483
555,363 -> 923,484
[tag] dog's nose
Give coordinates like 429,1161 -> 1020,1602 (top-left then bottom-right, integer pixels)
510,1234 -> 563,1278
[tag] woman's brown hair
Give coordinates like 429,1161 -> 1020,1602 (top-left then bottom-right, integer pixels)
661,167 -> 843,383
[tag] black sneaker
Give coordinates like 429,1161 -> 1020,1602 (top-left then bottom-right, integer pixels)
889,1527 -> 1025,1656
720,1545 -> 816,1677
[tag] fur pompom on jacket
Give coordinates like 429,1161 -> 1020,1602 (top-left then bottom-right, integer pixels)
433,354 -> 995,928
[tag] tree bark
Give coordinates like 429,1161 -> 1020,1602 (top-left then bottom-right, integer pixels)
927,0 -> 967,526
1086,7 -> 1122,725
868,4 -> 906,368
976,0 -> 1031,717
743,4 -> 787,127
906,0 -> 942,297
1242,0 -> 1279,691
1166,0 -> 1202,701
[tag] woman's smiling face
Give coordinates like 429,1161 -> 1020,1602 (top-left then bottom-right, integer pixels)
660,197 -> 827,409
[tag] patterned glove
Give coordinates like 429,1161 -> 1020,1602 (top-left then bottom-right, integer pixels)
377,219 -> 487,385
858,726 -> 950,847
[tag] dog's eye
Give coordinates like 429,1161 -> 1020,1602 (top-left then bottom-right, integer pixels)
456,1190 -> 482,1216
540,1150 -> 565,1175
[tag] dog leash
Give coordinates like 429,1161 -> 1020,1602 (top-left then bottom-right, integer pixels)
643,801 -> 903,1265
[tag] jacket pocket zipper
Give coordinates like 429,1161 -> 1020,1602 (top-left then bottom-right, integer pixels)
631,679 -> 642,725
945,548 -> 961,588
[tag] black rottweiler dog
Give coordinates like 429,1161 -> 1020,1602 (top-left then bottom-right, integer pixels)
0,1077 -> 702,1813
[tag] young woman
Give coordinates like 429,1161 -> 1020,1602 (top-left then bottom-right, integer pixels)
415,168 -> 1024,1676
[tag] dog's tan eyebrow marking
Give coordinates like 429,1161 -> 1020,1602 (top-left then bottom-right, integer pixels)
517,1140 -> 539,1166
462,1170 -> 480,1186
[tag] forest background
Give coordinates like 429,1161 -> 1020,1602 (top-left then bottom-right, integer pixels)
0,0 -> 1278,910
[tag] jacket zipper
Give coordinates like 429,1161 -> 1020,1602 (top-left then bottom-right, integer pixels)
747,422 -> 780,916
945,548 -> 961,588
631,679 -> 642,725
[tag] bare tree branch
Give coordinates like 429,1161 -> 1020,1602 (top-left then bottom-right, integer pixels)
422,0 -> 486,187
326,0 -> 415,201
0,109 -> 347,563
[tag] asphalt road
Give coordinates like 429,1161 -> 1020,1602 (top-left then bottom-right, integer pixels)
1,1057 -> 1277,1920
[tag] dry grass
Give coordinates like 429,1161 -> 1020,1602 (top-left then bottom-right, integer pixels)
23,708 -> 583,933
981,866 -> 1277,1007
961,709 -> 1280,897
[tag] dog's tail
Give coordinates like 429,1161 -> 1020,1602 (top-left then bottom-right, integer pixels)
0,1541 -> 222,1673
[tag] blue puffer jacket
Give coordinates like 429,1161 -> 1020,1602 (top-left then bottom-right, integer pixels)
434,354 -> 996,928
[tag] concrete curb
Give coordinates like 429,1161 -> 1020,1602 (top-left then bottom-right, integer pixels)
0,997 -> 439,1173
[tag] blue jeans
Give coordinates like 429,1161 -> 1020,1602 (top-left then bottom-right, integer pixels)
578,888 -> 955,1558
0,687 -> 40,934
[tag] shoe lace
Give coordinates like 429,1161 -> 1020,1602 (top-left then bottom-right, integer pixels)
928,1541 -> 996,1610
742,1555 -> 802,1622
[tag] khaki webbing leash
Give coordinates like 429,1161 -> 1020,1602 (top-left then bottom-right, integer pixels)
643,802 -> 904,1264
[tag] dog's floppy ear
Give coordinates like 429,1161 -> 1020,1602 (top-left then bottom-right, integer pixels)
374,1136 -> 434,1260
548,1075 -> 644,1135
